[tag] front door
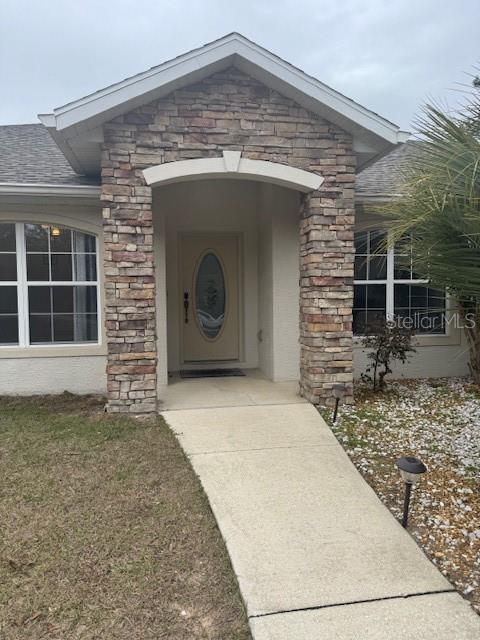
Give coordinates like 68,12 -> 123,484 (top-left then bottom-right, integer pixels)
181,234 -> 239,363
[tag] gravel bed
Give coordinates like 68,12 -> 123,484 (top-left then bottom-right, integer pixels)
329,378 -> 480,614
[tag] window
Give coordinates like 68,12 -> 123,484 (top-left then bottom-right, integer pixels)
354,230 -> 446,336
0,223 -> 99,347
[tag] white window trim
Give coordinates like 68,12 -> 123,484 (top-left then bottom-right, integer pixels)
0,222 -> 101,349
353,231 -> 451,340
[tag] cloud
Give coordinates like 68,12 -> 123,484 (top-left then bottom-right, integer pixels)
1,0 -> 478,129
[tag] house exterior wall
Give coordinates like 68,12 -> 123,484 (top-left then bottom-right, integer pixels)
101,67 -> 355,413
0,356 -> 106,394
257,183 -> 300,381
0,201 -> 107,395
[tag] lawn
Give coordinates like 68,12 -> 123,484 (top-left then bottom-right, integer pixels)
329,378 -> 480,615
0,394 -> 251,639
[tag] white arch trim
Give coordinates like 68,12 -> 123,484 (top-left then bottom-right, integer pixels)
142,151 -> 323,193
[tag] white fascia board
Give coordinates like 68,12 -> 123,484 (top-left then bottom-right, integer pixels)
355,193 -> 401,203
39,34 -> 406,145
0,183 -> 101,198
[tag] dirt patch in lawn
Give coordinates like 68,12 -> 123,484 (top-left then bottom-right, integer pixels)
327,378 -> 480,615
0,394 -> 251,639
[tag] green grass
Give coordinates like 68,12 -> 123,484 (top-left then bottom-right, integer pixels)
0,394 -> 251,639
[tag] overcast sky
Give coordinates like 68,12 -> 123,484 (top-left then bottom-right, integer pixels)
1,0 -> 479,130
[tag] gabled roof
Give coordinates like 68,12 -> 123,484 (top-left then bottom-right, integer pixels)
39,33 -> 409,175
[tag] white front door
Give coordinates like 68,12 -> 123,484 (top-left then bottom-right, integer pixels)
181,234 -> 239,363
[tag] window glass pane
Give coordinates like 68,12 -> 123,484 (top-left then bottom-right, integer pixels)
394,234 -> 412,279
0,224 -> 16,252
369,230 -> 387,254
353,310 -> 366,335
50,227 -> 72,253
0,286 -> 18,314
52,286 -> 74,313
51,254 -> 73,281
394,284 -> 409,308
29,287 -> 51,314
25,224 -> 48,252
74,314 -> 98,342
354,255 -> 367,280
29,314 -> 52,343
366,284 -> 386,309
354,232 -> 368,254
0,315 -> 18,344
53,314 -> 74,342
0,254 -> 17,281
394,284 -> 446,335
354,284 -> 366,309
353,283 -> 386,336
74,253 -> 97,281
428,288 -> 445,307
411,285 -> 428,307
394,264 -> 411,279
73,231 -> 96,253
27,254 -> 49,280
366,309 -> 386,332
369,256 -> 387,279
75,286 -> 97,313
422,311 -> 445,334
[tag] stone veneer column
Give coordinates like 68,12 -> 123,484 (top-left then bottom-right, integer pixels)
101,133 -> 158,414
299,157 -> 356,406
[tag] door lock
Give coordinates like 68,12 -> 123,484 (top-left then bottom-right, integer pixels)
183,291 -> 189,323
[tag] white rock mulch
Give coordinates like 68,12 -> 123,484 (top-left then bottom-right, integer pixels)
331,378 -> 480,614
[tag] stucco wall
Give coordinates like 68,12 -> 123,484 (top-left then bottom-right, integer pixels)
257,183 -> 300,381
353,338 -> 470,379
0,356 -> 106,394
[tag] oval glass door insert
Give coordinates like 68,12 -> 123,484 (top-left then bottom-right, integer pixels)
195,252 -> 226,339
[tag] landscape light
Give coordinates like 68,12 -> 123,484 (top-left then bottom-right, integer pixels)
395,456 -> 427,528
332,384 -> 344,424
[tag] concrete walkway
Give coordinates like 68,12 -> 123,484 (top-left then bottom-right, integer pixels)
162,394 -> 480,638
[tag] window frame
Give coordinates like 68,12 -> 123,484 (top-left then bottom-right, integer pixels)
353,229 -> 450,339
0,222 -> 101,349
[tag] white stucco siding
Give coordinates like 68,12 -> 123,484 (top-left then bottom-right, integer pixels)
257,184 -> 300,381
271,189 -> 300,381
0,355 -> 106,395
354,339 -> 470,380
257,193 -> 274,379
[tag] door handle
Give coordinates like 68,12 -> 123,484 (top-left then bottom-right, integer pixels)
184,291 -> 189,323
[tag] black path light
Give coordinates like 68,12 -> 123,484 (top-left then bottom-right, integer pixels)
395,456 -> 427,528
332,384 -> 345,424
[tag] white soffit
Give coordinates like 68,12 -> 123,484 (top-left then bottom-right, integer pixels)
143,151 -> 323,192
39,33 -> 409,175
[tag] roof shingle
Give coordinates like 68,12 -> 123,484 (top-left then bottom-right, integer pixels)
0,124 -> 99,186
356,141 -> 418,196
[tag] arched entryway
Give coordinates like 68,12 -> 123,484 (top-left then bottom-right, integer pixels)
142,151 -> 324,192
149,172 -> 318,398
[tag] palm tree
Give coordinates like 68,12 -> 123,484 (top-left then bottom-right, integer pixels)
383,91 -> 480,381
